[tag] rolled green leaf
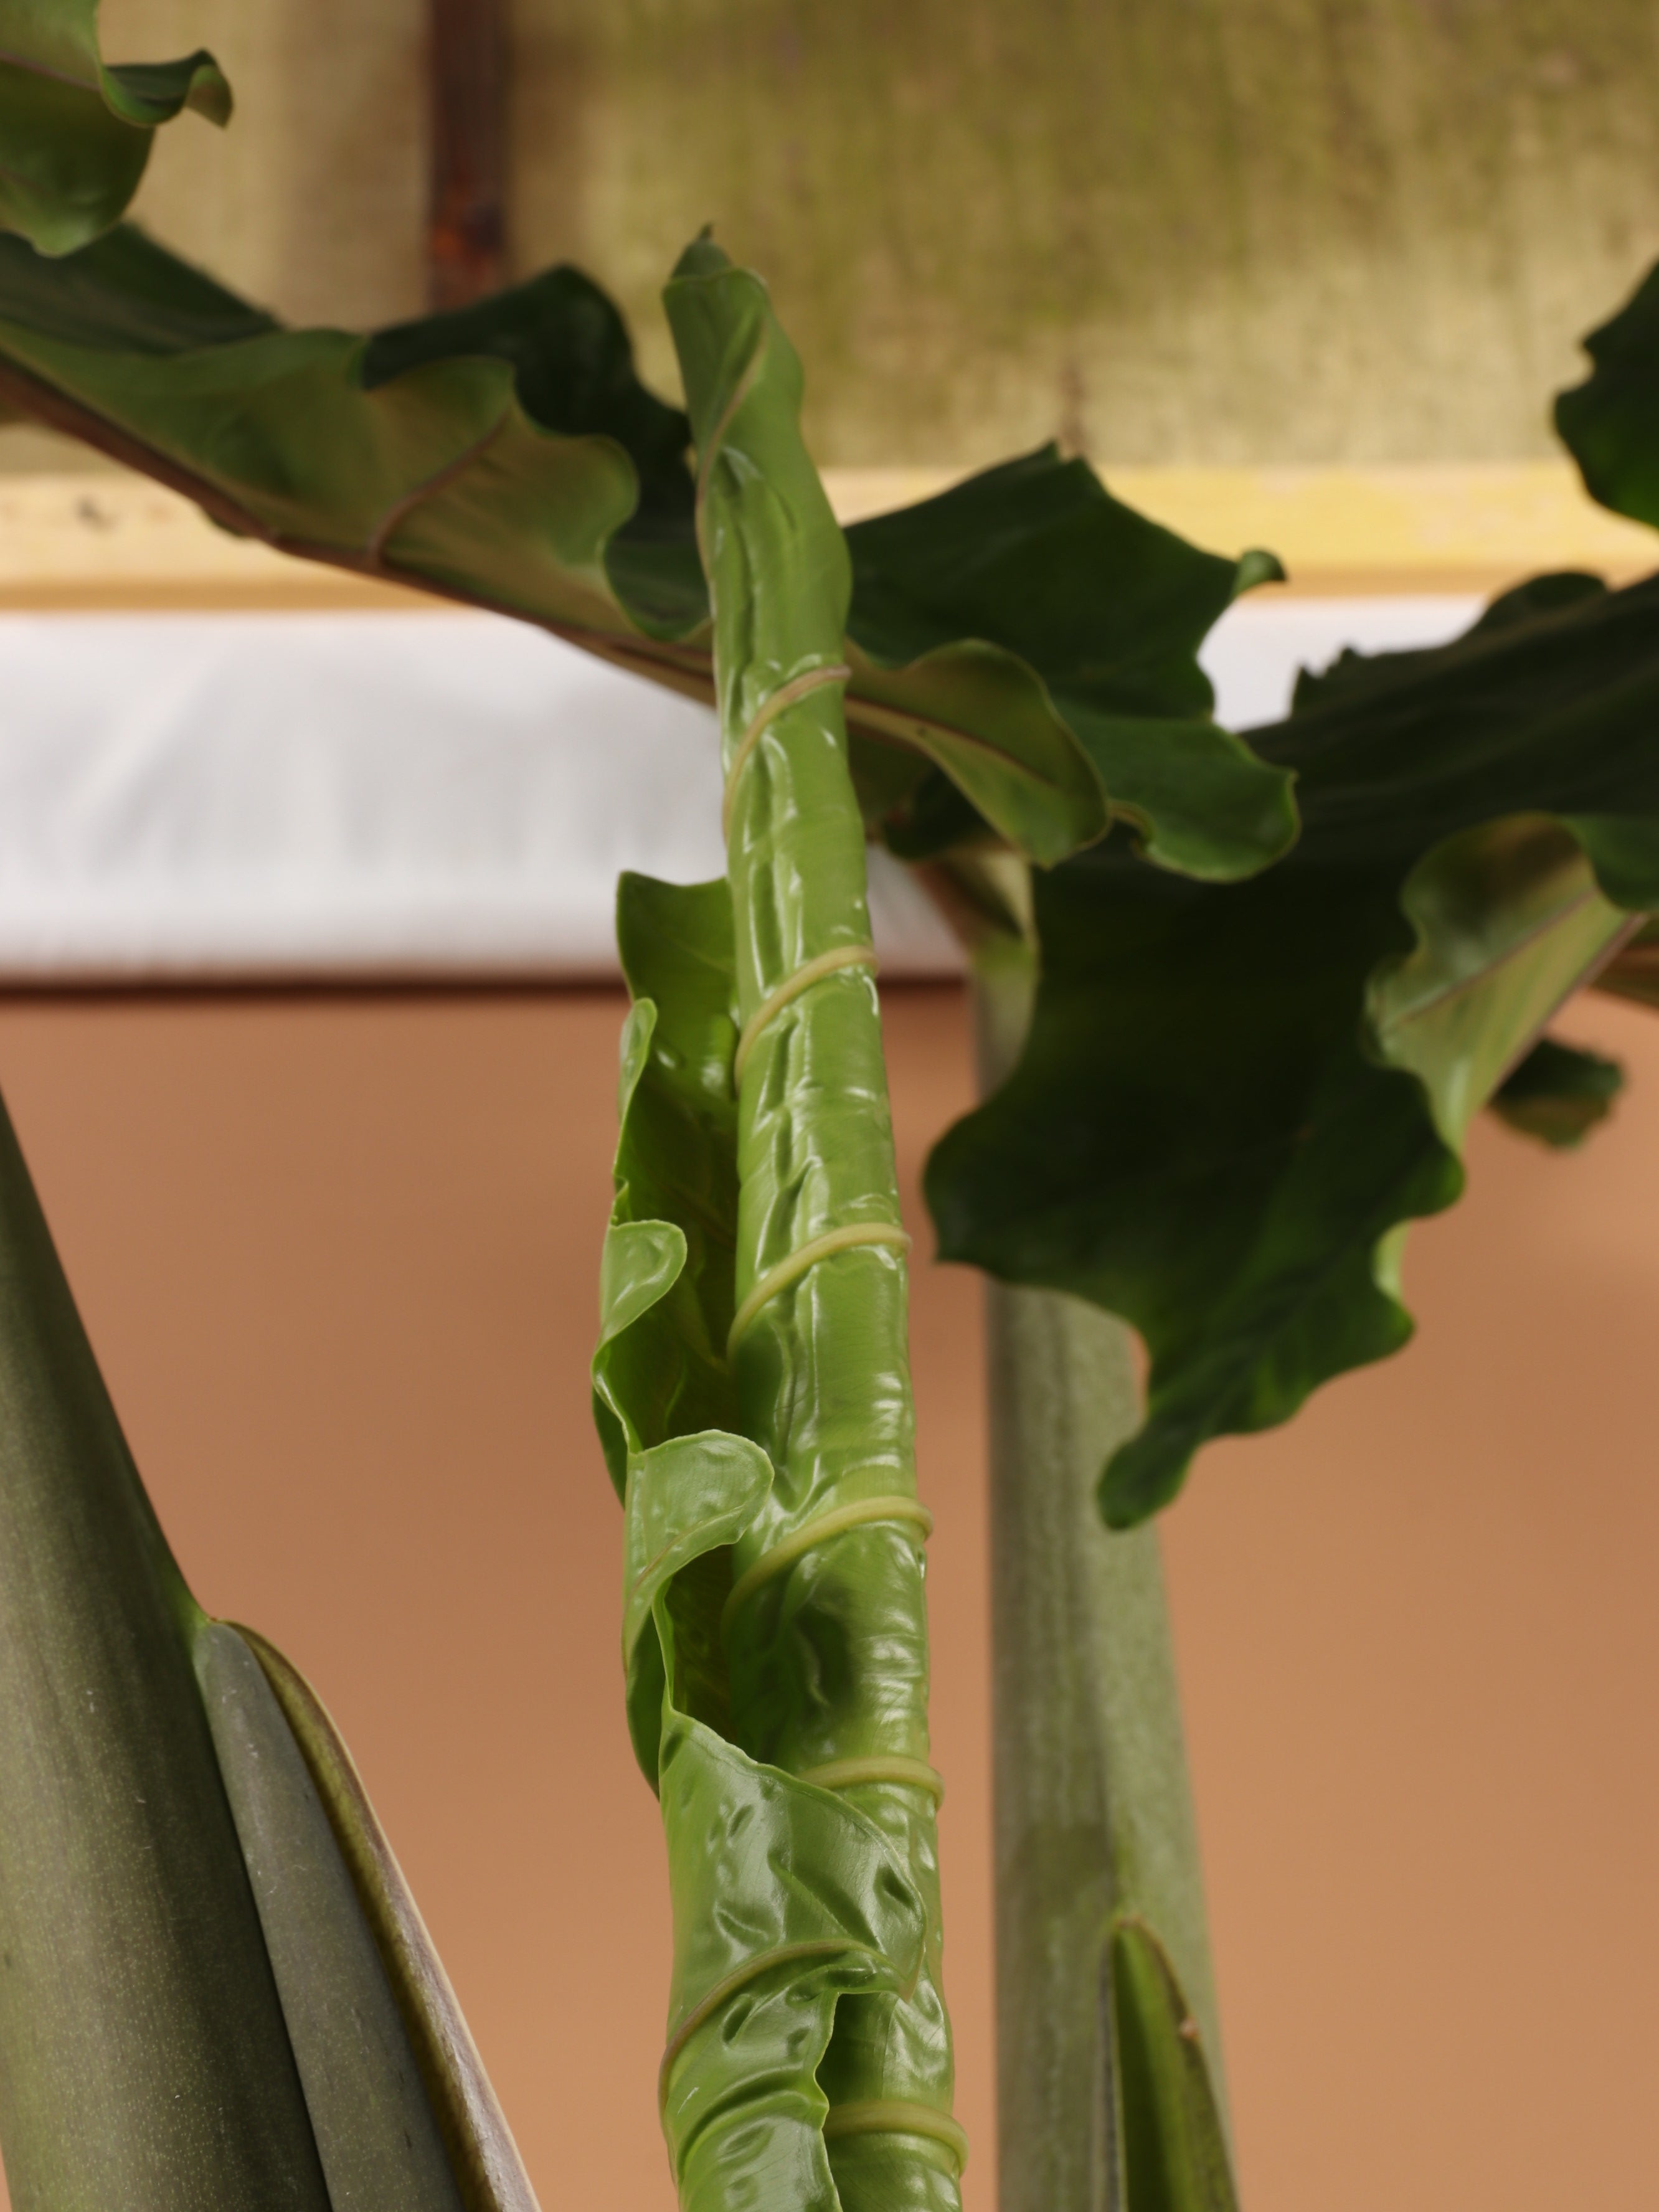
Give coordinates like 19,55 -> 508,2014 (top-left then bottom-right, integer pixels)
929,571 -> 1659,1523
0,222 -> 1292,880
0,0 -> 228,255
664,238 -> 964,2212
593,869 -> 929,2212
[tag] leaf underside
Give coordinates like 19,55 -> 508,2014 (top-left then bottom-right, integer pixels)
929,568 -> 1659,1523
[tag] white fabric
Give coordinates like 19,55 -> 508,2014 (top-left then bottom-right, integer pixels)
0,597 -> 1482,978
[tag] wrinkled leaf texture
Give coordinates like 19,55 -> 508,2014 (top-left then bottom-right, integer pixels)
592,871 -> 930,2212
0,219 -> 1293,882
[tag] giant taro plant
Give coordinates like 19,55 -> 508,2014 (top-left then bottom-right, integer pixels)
2,9 -> 1659,2211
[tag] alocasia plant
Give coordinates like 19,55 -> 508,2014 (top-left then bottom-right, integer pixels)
2,11 -> 1659,2212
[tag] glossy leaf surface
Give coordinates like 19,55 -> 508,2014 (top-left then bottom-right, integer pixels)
668,237 -> 965,2212
0,0 -> 227,255
0,222 -> 1292,879
593,869 -> 929,2212
930,574 -> 1659,1523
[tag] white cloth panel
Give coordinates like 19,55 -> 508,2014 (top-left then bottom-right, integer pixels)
0,598 -> 1482,979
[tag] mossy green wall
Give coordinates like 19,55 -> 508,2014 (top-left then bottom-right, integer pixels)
50,1 -> 1659,468
508,0 -> 1659,466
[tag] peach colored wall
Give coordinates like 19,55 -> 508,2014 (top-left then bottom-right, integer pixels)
0,982 -> 1652,2211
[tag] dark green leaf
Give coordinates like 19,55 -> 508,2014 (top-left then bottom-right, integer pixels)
929,575 -> 1659,1524
845,451 -> 1295,876
1555,260 -> 1659,531
1490,1036 -> 1624,1148
0,0 -> 228,255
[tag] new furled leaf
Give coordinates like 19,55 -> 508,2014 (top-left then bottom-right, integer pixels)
593,871 -> 931,2212
930,574 -> 1659,1523
0,221 -> 1293,879
0,0 -> 228,255
666,235 -> 967,2212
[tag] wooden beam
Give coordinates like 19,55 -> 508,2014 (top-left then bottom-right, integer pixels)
427,0 -> 508,310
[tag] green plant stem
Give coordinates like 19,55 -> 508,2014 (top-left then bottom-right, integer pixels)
975,943 -> 1229,2212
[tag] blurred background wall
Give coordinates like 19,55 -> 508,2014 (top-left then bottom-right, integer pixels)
60,0 -> 1659,468
0,979 -> 1651,2212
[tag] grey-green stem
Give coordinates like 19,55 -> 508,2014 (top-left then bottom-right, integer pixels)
975,943 -> 1228,2212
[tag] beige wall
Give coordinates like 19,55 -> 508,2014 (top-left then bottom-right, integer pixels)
0,980 -> 1653,2210
18,4 -> 1659,470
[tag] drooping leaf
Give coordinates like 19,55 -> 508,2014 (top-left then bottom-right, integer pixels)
929,574 -> 1659,1524
0,222 -> 1293,879
1555,258 -> 1659,532
844,451 -> 1295,875
1490,1036 -> 1624,1148
0,0 -> 229,255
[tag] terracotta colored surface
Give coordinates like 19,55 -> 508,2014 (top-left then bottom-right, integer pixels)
0,983 -> 1653,2210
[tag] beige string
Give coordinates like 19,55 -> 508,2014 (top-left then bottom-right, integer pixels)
822,2101 -> 970,2174
721,663 -> 853,838
799,1756 -> 946,1805
733,943 -> 879,1087
726,1223 -> 910,1358
721,1494 -> 933,1635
